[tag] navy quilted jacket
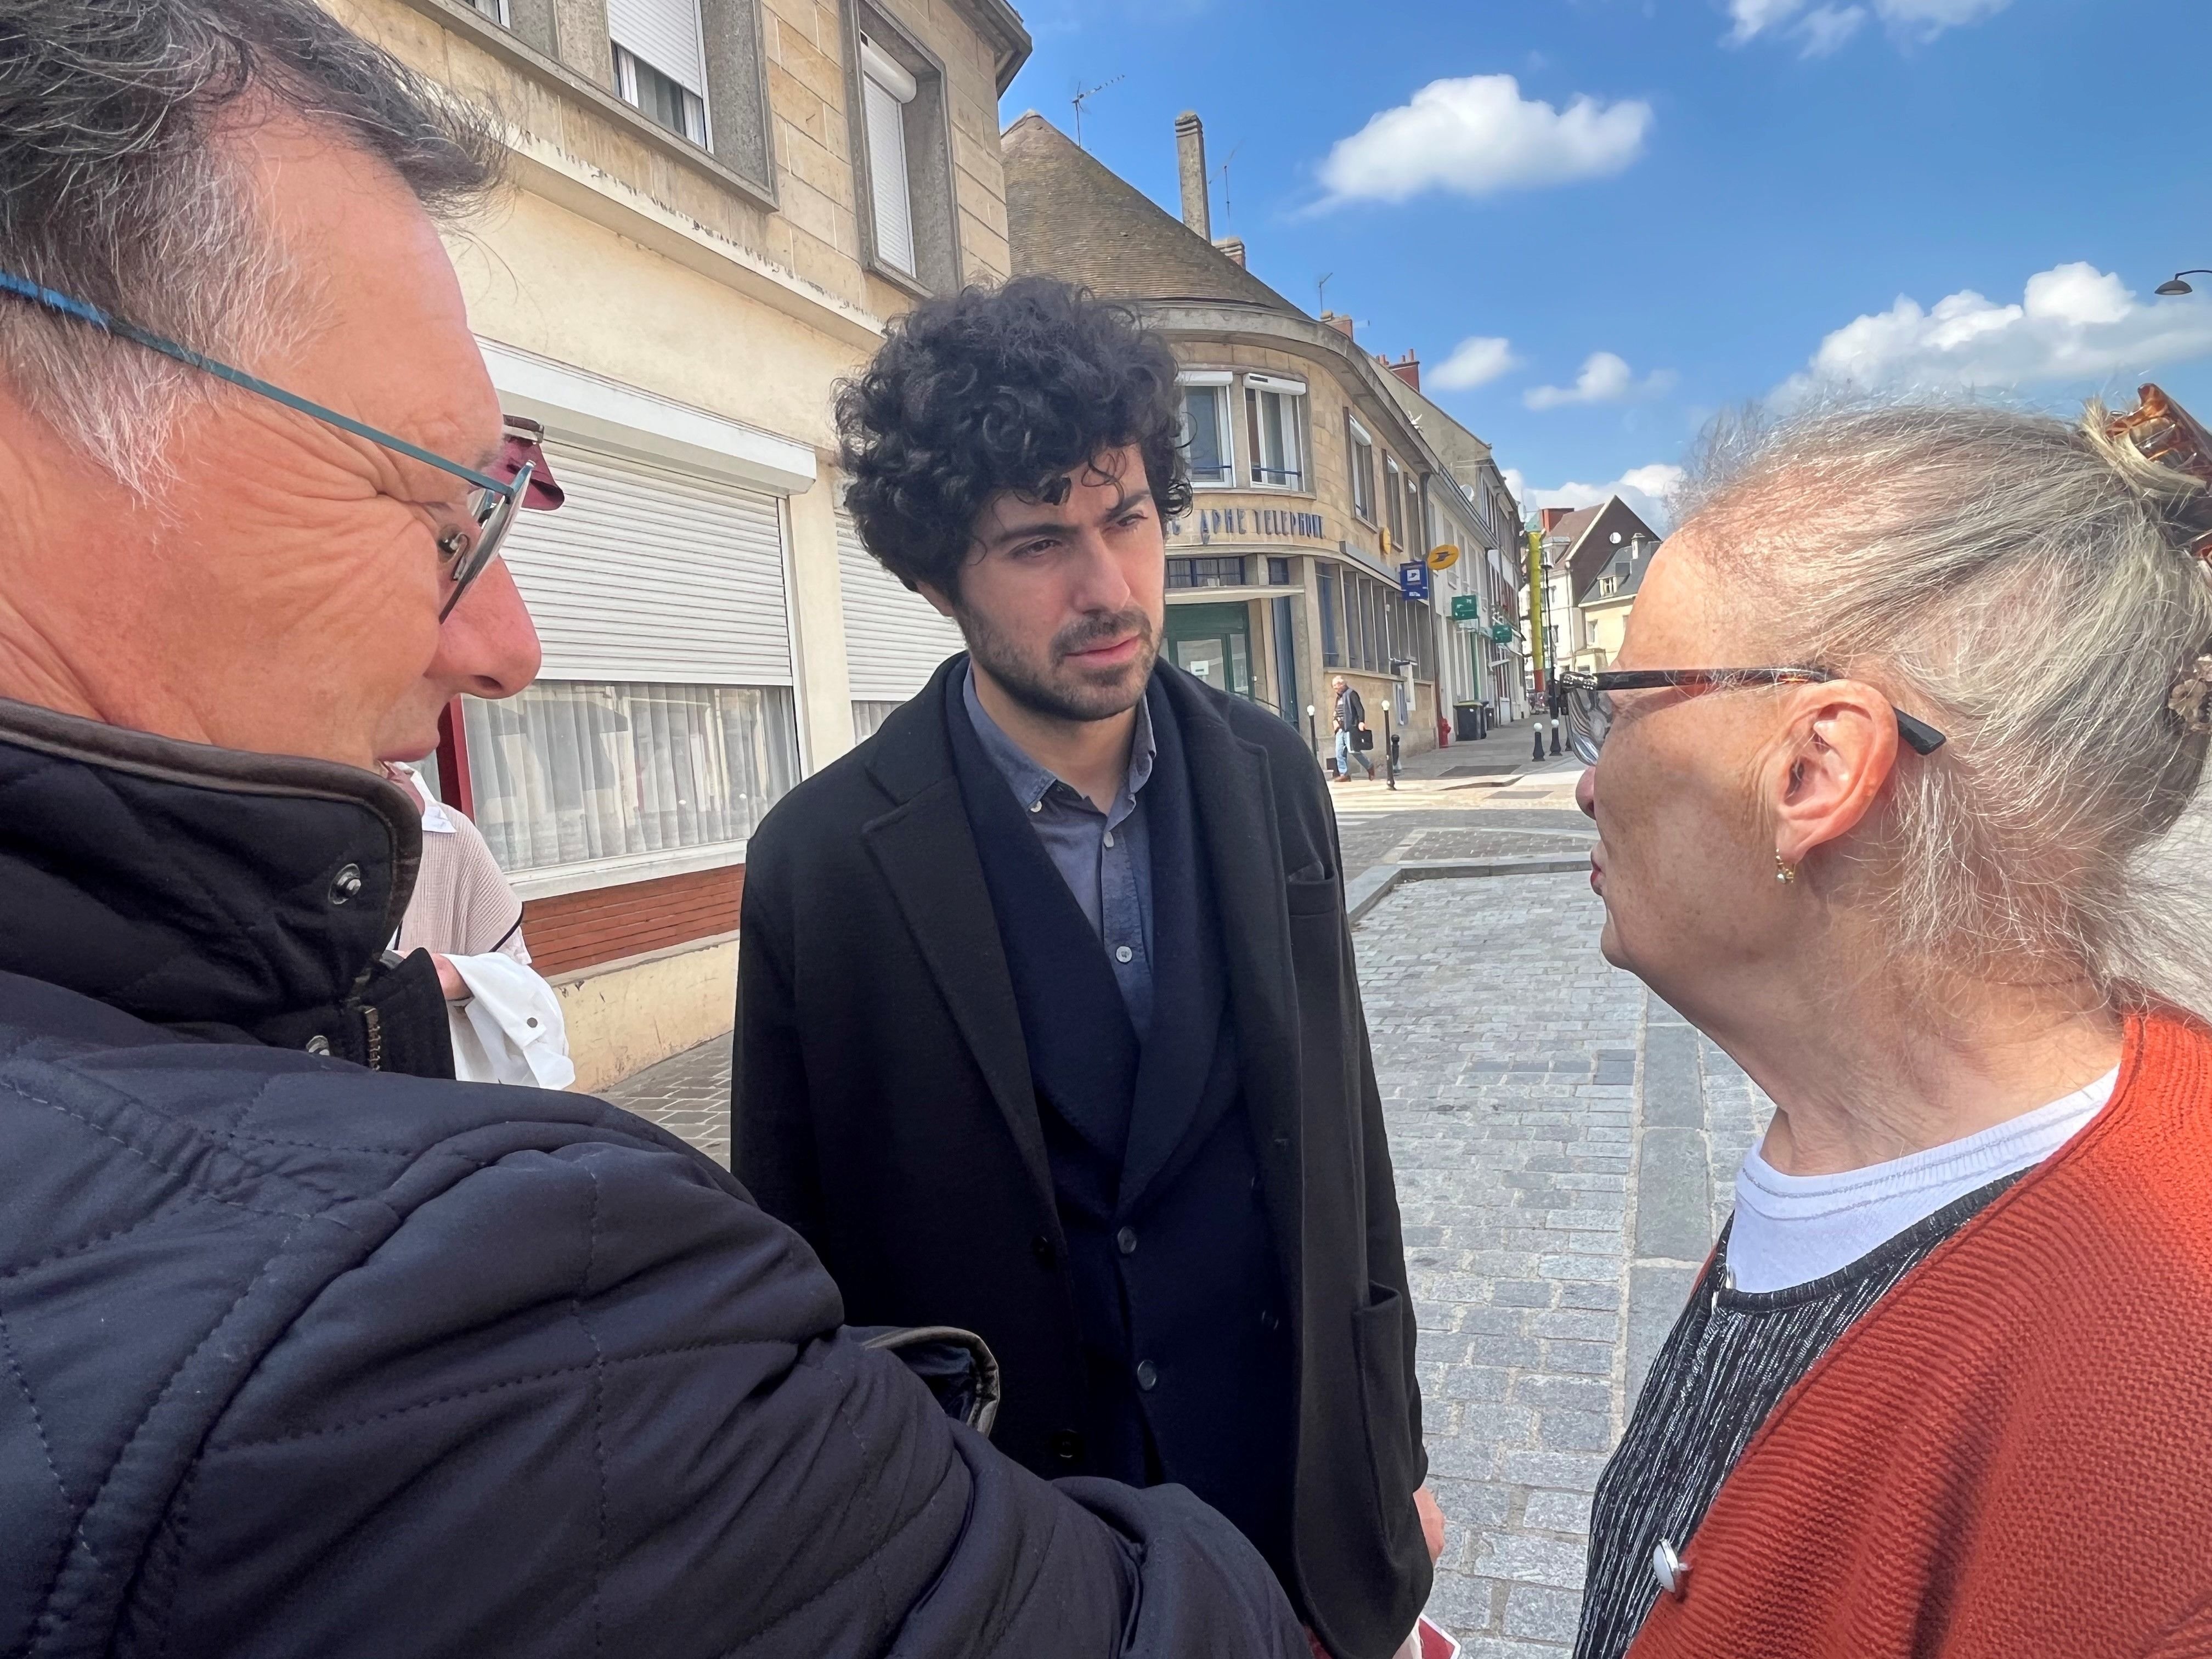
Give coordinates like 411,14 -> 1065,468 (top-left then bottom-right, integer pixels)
0,699 -> 1306,1659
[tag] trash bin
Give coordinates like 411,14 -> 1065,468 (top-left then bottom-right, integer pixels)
1453,701 -> 1483,741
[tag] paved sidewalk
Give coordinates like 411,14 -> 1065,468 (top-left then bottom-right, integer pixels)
604,871 -> 1771,1655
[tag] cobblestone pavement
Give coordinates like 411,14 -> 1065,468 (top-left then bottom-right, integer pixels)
605,867 -> 1773,1656
607,1036 -> 732,1166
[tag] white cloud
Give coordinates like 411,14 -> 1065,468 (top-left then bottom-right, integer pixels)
1781,261 -> 2212,400
1502,464 -> 1687,531
1728,0 -> 2006,50
1315,74 -> 1651,207
1523,351 -> 1678,410
1797,7 -> 1867,55
1430,336 -> 1520,391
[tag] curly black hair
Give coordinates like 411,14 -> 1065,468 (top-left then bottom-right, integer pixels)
836,276 -> 1194,596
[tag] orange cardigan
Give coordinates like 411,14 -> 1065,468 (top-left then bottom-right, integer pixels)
1629,1008 -> 2212,1659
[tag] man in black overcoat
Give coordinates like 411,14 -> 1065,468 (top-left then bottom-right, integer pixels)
734,279 -> 1440,1659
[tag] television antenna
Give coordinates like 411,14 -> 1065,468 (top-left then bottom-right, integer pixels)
1214,142 -> 1243,232
1316,272 -> 1334,314
1071,75 -> 1125,148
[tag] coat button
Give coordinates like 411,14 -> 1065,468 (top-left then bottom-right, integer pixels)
1050,1430 -> 1082,1462
327,864 -> 363,905
1651,1538 -> 1690,1599
1115,1226 -> 1137,1256
304,1035 -> 332,1057
1114,945 -> 1134,964
1134,1360 -> 1159,1391
1259,1309 -> 1281,1332
1030,1234 -> 1057,1267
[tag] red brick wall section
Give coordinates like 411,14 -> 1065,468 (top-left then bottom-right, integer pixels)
521,864 -> 744,980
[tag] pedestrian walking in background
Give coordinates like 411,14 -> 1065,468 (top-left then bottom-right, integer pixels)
1564,392 -> 2212,1658
1332,674 -> 1376,781
0,5 -> 1306,1654
733,278 -> 1442,1659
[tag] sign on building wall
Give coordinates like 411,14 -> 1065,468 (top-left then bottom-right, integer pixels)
1169,505 -> 1329,546
1449,595 -> 1479,620
1399,562 -> 1431,601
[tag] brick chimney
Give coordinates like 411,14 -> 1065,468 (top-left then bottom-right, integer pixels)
1385,350 -> 1420,392
1214,236 -> 1246,267
1174,112 -> 1210,240
1320,311 -> 1355,340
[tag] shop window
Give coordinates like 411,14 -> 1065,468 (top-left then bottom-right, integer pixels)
465,681 -> 800,874
1167,556 -> 1248,590
1318,566 -> 1340,667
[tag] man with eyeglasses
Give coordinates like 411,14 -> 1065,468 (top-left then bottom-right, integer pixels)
0,3 -> 1305,1655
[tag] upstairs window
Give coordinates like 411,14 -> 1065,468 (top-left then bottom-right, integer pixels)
1244,374 -> 1305,489
608,0 -> 709,146
859,33 -> 918,277
1180,373 -> 1235,487
1384,454 -> 1406,552
1346,414 -> 1375,522
464,0 -> 509,20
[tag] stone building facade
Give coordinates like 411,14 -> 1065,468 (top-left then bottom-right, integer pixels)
1004,110 -> 1526,768
329,0 -> 1028,1086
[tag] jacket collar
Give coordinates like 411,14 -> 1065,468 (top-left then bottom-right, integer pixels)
0,697 -> 421,1032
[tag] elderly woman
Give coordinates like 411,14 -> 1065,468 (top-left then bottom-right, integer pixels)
1562,390 -> 2212,1659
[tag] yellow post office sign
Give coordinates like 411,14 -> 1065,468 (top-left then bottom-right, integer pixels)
1427,544 -> 1461,572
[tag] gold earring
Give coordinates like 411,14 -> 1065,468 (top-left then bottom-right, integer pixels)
1774,853 -> 1798,885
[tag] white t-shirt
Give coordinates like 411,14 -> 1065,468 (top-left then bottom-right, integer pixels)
1726,1068 -> 2118,1293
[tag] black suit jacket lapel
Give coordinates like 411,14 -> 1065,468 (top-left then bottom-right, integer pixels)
1118,676 -> 1228,1209
861,659 -> 1055,1216
1158,671 -> 1306,1268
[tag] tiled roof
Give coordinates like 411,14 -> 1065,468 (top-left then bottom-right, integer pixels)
1002,112 -> 1303,312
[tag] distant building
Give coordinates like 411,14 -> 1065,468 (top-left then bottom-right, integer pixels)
336,0 -> 1030,1086
1003,108 -> 1529,754
1372,356 -> 1528,724
1525,497 -> 1663,678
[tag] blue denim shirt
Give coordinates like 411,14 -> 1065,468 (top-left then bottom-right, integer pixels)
963,664 -> 1156,1036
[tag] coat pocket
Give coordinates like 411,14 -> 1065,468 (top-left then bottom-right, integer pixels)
1284,871 -> 1340,917
1350,1282 -> 1419,1543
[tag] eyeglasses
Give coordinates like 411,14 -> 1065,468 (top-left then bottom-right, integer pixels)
1556,667 -> 1949,766
0,269 -> 529,620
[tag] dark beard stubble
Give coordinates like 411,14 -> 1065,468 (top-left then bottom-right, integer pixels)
958,605 -> 1160,723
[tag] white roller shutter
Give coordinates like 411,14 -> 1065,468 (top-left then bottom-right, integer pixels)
860,37 -> 917,276
500,440 -> 793,685
838,512 -> 965,701
608,0 -> 704,93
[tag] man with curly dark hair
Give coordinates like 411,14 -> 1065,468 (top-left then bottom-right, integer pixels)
734,278 -> 1441,1659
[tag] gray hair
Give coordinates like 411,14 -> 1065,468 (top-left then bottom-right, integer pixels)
0,0 -> 502,478
1680,397 -> 2212,1014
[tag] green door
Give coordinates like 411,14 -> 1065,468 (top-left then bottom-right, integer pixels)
1165,602 -> 1255,702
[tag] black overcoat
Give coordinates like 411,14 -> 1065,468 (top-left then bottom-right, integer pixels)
734,657 -> 1430,1659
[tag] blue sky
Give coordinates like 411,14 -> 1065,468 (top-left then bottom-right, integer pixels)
1004,0 -> 2212,526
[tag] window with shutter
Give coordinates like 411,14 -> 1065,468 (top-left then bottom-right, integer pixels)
837,510 -> 965,711
860,35 -> 917,277
608,0 -> 708,145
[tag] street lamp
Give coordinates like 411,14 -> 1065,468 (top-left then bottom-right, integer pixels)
2156,270 -> 2212,296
